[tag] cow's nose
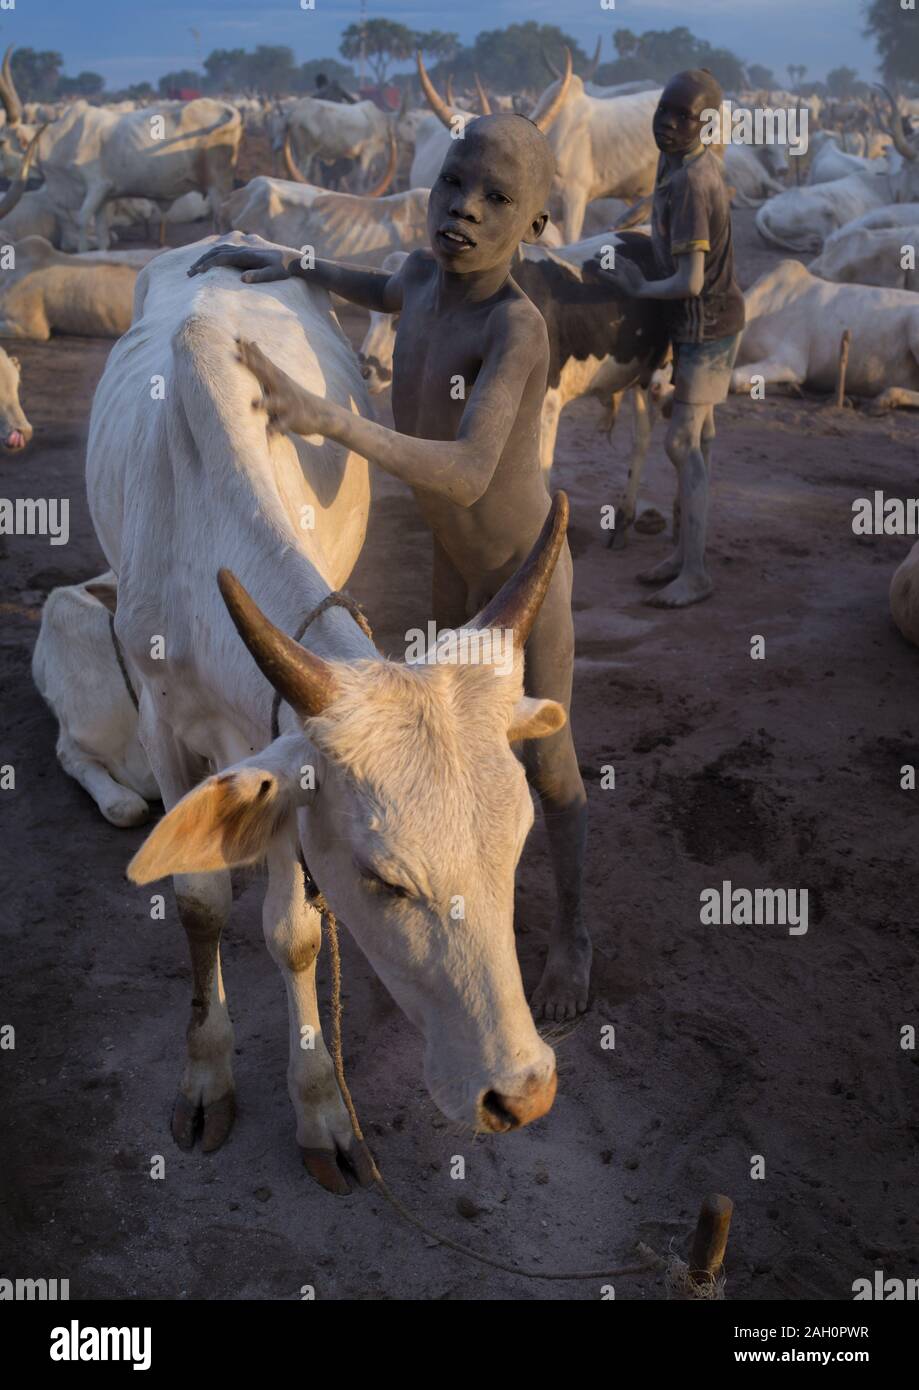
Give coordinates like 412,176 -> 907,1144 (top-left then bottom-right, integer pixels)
480,1069 -> 557,1131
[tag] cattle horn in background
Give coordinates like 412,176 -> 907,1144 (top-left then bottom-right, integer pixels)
531,49 -> 572,134
0,46 -> 23,127
0,124 -> 45,220
874,84 -> 917,161
416,50 -> 460,130
584,36 -> 602,82
282,128 -> 309,183
471,492 -> 569,650
217,569 -> 339,718
365,129 -> 397,197
445,73 -> 455,107
542,48 -> 562,82
474,72 -> 492,116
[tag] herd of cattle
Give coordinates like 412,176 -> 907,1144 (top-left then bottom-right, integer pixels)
7,44 -> 919,1172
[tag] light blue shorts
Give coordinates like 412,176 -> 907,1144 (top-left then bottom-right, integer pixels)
672,331 -> 742,405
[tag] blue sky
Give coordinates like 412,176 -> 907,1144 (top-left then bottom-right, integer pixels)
6,0 -> 877,89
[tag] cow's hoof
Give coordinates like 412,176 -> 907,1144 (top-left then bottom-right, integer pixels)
171,1090 -> 236,1151
171,1093 -> 199,1150
202,1092 -> 236,1152
301,1138 -> 377,1195
102,792 -> 151,828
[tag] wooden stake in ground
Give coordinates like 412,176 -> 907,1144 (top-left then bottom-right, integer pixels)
835,328 -> 852,409
688,1192 -> 734,1288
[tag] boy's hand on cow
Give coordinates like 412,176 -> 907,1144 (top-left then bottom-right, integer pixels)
188,246 -> 294,283
584,254 -> 646,297
237,339 -> 327,438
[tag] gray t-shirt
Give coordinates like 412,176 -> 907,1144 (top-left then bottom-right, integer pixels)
651,146 -> 745,344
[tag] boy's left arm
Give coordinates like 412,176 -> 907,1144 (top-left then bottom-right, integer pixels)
589,171 -> 708,301
237,303 -> 541,507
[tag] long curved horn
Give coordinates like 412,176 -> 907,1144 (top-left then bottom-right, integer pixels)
874,84 -> 916,160
218,569 -> 338,718
445,73 -> 455,107
366,129 -> 397,197
542,48 -> 562,82
282,128 -> 309,183
0,46 -> 22,127
471,492 -> 569,649
584,36 -> 602,82
474,72 -> 492,116
416,50 -> 457,129
531,48 -> 572,134
0,125 -> 44,221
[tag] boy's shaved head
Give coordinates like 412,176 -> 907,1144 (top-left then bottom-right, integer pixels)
460,113 -> 557,211
427,111 -> 556,273
665,68 -> 723,112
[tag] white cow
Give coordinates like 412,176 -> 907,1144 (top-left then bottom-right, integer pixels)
32,573 -> 159,827
808,136 -> 886,186
757,92 -> 919,251
530,75 -> 661,242
219,176 -> 430,267
86,231 -> 562,1188
0,52 -> 241,252
809,223 -> 919,289
0,238 -> 160,339
731,259 -> 919,406
890,542 -> 919,646
723,144 -> 787,205
282,95 -> 391,188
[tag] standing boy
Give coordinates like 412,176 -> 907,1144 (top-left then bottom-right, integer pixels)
591,68 -> 745,608
189,114 -> 590,1020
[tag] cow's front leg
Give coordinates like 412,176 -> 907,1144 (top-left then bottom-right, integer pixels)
137,709 -> 236,1151
263,836 -> 375,1195
77,179 -> 112,253
172,868 -> 237,1151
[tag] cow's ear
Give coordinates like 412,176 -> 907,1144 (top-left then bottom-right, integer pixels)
128,735 -> 315,883
507,696 -> 566,742
521,210 -> 550,245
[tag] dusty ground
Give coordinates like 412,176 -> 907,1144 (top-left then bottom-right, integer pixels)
1,209 -> 917,1301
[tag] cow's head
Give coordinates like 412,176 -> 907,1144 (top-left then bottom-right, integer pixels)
0,349 -> 31,452
129,497 -> 571,1133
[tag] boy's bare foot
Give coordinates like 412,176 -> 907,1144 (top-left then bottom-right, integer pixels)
637,552 -> 682,585
531,931 -> 592,1022
644,572 -> 713,608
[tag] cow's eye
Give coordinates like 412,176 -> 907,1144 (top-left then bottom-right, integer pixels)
362,869 -> 412,899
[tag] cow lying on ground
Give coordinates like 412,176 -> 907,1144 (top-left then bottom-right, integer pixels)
87,231 -> 562,1190
809,222 -> 919,289
731,260 -> 919,407
890,542 -> 919,647
32,573 -> 159,826
755,90 -> 919,252
0,238 -> 160,339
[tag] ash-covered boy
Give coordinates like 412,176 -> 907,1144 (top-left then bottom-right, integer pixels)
591,68 -> 745,608
188,114 -> 590,1020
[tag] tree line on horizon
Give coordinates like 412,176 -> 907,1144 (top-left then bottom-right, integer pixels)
8,8 -> 916,107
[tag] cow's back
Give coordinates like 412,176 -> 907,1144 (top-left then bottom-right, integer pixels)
87,233 -> 371,744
